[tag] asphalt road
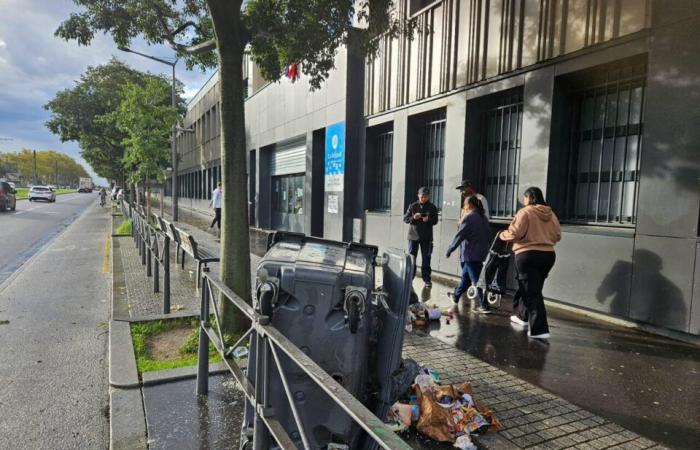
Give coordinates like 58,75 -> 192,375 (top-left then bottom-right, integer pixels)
0,192 -> 99,286
0,199 -> 110,449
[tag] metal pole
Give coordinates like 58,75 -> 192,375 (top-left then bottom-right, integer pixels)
171,62 -> 179,222
163,236 -> 171,314
197,278 -> 210,395
154,236 -> 160,293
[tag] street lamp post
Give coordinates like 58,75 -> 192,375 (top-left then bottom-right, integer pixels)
118,46 -> 180,221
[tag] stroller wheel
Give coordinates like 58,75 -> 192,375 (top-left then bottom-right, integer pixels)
466,286 -> 478,300
487,291 -> 502,307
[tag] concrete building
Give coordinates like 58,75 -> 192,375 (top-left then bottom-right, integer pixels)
168,0 -> 700,338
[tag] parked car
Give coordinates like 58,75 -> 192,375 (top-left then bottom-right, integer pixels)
28,186 -> 56,202
0,181 -> 17,211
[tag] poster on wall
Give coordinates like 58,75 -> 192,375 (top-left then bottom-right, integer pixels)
327,194 -> 339,214
324,121 -> 345,192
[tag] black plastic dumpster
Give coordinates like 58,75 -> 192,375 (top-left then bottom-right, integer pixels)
241,232 -> 413,450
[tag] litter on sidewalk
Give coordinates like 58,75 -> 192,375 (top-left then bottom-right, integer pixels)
407,303 -> 453,329
385,365 -> 501,444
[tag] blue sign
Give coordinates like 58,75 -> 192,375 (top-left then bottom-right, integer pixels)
324,121 -> 345,192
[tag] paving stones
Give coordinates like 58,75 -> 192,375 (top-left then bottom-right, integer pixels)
402,332 -> 661,449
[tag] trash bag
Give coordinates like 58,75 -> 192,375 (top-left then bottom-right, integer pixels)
415,386 -> 455,443
389,359 -> 421,403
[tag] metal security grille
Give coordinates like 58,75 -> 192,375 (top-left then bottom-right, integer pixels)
483,91 -> 523,218
419,113 -> 446,209
565,62 -> 646,225
374,131 -> 393,210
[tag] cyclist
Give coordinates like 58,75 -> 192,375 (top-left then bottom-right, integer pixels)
99,187 -> 107,207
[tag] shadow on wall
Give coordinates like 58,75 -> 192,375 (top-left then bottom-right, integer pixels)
596,250 -> 686,329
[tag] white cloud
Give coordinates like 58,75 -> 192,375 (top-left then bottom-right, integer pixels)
0,39 -> 6,49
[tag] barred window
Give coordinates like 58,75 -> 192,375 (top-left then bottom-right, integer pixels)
483,90 -> 523,218
564,61 -> 646,225
419,112 -> 446,209
372,131 -> 393,210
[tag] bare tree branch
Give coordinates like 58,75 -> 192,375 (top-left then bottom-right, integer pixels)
154,9 -> 217,55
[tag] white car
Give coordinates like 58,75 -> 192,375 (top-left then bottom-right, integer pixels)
28,186 -> 56,202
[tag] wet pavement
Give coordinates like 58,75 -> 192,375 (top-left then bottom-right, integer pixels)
153,203 -> 699,449
411,281 -> 700,450
142,374 -> 244,450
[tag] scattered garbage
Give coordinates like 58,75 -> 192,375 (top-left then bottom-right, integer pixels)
231,347 -> 249,358
171,304 -> 185,311
454,434 -> 477,450
384,366 -> 501,444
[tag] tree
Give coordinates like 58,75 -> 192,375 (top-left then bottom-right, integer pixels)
57,0 -> 412,333
0,149 -> 89,186
45,58 -> 184,184
109,78 -> 179,218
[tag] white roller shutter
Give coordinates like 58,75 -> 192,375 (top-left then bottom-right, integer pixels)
271,140 -> 306,176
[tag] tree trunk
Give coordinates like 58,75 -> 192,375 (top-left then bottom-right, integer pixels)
208,0 -> 252,335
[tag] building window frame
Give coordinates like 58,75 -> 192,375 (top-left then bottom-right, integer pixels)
482,89 -> 523,219
561,58 -> 647,227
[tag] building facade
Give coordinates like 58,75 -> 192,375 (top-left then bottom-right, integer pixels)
170,0 -> 700,337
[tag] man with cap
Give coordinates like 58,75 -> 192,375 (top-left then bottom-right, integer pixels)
403,187 -> 439,287
456,180 -> 490,221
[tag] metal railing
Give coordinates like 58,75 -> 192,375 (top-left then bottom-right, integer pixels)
196,273 -> 411,450
125,201 -> 172,314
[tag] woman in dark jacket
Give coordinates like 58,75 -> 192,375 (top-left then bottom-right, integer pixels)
445,196 -> 492,314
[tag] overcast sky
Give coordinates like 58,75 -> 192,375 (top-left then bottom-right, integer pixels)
0,0 -> 214,184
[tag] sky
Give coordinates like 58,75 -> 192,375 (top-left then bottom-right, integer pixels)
0,0 -> 214,185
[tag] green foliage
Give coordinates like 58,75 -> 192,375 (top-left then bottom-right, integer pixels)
0,149 -> 89,186
108,78 -> 179,185
130,318 -> 223,374
44,58 -> 184,181
115,218 -> 133,235
56,1 -> 414,89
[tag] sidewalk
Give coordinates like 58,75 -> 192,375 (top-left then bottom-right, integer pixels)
117,204 -> 697,449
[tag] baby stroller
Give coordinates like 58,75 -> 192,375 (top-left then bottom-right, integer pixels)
466,235 -> 512,308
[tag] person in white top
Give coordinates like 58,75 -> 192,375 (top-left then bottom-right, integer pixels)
456,180 -> 490,221
209,182 -> 223,230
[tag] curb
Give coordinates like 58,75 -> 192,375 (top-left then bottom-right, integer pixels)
109,320 -> 140,389
141,361 -> 239,386
110,387 -> 147,450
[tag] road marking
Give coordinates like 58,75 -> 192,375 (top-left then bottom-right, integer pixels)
103,233 -> 111,273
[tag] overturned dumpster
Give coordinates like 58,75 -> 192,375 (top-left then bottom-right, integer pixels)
240,232 -> 414,450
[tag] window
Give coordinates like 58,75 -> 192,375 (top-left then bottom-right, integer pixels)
272,174 -> 304,215
483,90 -> 523,218
409,0 -> 439,15
563,60 -> 646,225
418,111 -> 446,209
367,128 -> 393,211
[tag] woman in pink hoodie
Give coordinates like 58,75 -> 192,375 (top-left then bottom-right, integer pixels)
500,187 -> 561,339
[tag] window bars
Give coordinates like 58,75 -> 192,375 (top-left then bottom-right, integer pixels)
483,90 -> 523,218
419,113 -> 446,209
565,62 -> 646,226
374,131 -> 394,211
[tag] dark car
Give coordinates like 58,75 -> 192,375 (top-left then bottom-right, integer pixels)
0,181 -> 17,212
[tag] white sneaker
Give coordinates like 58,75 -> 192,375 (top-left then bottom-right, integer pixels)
528,331 -> 551,339
510,315 -> 528,327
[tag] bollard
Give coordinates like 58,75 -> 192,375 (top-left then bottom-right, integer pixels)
146,240 -> 152,276
196,278 -> 210,395
163,236 -> 170,314
153,245 -> 159,293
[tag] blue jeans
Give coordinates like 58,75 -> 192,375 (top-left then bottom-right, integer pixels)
407,240 -> 432,282
453,261 -> 487,308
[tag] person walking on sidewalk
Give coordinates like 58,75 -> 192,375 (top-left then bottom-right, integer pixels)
499,187 -> 561,339
403,187 -> 439,287
456,180 -> 490,221
445,195 -> 492,314
209,182 -> 222,230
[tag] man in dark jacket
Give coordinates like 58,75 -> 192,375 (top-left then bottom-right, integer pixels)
403,187 -> 439,287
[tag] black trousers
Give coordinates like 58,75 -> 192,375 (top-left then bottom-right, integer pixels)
407,239 -> 433,282
210,208 -> 221,229
513,250 -> 555,335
